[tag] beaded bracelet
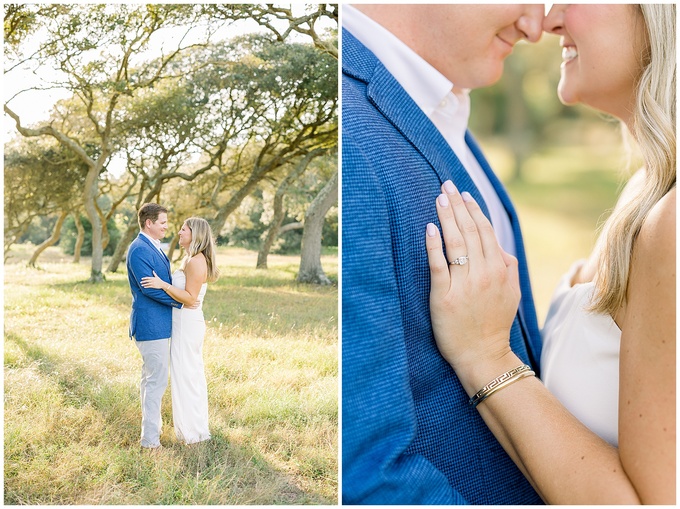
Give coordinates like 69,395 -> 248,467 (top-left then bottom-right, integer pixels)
469,364 -> 535,409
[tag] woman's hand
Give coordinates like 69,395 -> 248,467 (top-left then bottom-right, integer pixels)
141,270 -> 167,290
425,180 -> 521,377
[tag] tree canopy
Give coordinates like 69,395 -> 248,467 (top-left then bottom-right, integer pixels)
4,4 -> 338,281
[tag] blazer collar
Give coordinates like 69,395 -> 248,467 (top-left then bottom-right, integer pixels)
137,233 -> 170,267
343,29 -> 490,218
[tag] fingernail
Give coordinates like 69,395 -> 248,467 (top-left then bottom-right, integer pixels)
461,191 -> 474,202
437,193 -> 449,207
426,223 -> 437,237
443,180 -> 456,194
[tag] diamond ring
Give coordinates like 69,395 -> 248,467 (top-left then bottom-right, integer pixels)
449,255 -> 469,266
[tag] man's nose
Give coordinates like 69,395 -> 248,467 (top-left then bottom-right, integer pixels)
517,4 -> 545,43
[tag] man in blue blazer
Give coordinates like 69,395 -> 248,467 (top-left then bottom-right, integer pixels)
127,203 -> 183,449
342,5 -> 546,504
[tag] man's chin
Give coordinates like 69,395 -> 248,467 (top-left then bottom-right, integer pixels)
477,64 -> 505,89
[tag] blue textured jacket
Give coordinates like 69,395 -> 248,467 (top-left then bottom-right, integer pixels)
342,29 -> 543,505
126,234 -> 182,341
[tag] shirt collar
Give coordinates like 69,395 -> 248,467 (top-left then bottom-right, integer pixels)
140,231 -> 162,249
344,5 -> 456,118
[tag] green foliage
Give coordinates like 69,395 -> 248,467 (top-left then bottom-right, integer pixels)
4,138 -> 89,210
219,185 -> 338,255
4,4 -> 35,46
18,216 -> 60,246
5,3 -> 338,279
4,138 -> 89,251
4,246 -> 337,504
60,215 -> 122,256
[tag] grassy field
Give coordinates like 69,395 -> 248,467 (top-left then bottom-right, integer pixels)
4,245 -> 338,505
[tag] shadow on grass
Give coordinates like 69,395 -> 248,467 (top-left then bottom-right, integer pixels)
44,278 -> 337,340
4,332 -> 327,504
6,331 -> 141,446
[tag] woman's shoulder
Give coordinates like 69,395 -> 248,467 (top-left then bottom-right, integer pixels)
635,185 -> 675,263
625,186 -> 675,316
187,252 -> 207,264
185,253 -> 208,276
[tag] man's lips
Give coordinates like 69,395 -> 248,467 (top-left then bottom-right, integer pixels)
497,36 -> 514,50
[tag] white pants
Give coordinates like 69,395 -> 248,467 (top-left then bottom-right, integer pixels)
135,338 -> 169,448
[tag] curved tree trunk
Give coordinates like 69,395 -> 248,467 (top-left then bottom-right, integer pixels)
257,149 -> 326,269
73,213 -> 85,263
209,173 -> 264,237
297,170 -> 337,285
167,232 -> 181,263
108,178 -> 166,273
106,220 -> 139,272
5,220 -> 31,259
99,210 -> 110,251
503,57 -> 532,182
28,210 -> 69,267
257,194 -> 286,269
84,166 -> 105,282
258,220 -> 304,266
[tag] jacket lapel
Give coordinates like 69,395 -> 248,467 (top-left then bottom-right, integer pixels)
344,30 -> 491,219
467,135 -> 543,367
160,248 -> 170,269
138,234 -> 171,273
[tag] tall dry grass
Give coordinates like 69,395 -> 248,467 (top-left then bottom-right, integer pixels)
4,245 -> 338,504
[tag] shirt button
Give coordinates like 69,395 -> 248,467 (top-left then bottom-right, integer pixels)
439,99 -> 447,108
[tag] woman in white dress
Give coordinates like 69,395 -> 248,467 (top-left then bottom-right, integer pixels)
142,217 -> 220,445
424,5 -> 674,504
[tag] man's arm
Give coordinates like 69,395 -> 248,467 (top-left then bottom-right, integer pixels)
128,247 -> 182,308
342,134 -> 466,504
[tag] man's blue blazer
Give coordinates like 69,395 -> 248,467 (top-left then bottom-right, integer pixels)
126,233 -> 182,341
342,29 -> 544,505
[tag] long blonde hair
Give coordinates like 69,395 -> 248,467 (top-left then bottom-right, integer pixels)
180,217 -> 220,283
591,4 -> 676,314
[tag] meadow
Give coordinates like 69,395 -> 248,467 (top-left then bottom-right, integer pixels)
4,246 -> 338,504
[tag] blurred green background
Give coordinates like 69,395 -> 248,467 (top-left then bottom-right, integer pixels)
469,33 -> 640,324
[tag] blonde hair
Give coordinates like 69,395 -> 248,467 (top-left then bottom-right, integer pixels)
180,217 -> 220,283
591,4 -> 676,314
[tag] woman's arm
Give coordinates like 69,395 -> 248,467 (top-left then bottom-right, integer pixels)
425,181 -> 674,504
617,187 -> 675,503
141,255 -> 207,307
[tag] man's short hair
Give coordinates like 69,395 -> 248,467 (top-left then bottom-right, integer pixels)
138,203 -> 167,230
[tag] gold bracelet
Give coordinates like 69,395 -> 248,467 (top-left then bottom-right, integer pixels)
469,364 -> 535,408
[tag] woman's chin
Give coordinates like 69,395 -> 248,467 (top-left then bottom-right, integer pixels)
557,83 -> 579,107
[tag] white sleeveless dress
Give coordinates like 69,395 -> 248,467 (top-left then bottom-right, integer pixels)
540,261 -> 621,446
170,270 -> 210,444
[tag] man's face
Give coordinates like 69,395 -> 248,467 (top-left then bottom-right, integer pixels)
145,212 -> 168,241
411,5 -> 545,90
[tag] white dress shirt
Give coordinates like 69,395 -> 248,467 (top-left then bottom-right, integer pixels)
344,5 -> 516,256
141,232 -> 165,255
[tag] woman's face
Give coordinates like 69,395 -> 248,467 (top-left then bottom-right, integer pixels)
543,4 -> 648,123
178,222 -> 192,250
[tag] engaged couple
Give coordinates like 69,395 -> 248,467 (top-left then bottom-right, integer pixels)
127,203 -> 220,449
343,3 -> 674,505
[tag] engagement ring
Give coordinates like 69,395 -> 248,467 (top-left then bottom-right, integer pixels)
449,256 -> 469,266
